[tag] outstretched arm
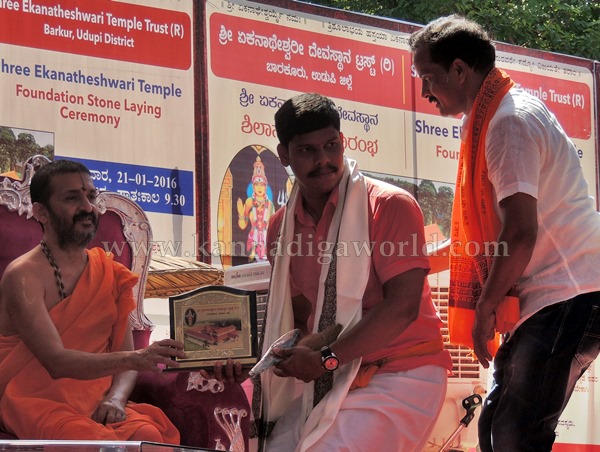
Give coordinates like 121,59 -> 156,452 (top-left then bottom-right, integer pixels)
2,264 -> 186,381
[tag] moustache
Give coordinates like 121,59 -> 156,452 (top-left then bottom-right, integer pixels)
308,165 -> 338,178
73,212 -> 98,225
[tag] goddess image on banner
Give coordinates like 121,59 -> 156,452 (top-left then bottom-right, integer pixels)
217,145 -> 291,268
237,155 -> 275,262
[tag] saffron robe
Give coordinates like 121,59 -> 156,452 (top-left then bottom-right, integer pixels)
0,248 -> 179,442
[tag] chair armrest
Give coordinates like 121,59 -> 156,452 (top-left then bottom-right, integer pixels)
130,370 -> 250,450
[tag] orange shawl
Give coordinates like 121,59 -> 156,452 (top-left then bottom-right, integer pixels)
0,248 -> 179,442
448,68 -> 519,355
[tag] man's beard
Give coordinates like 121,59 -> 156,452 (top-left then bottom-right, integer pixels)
48,208 -> 99,249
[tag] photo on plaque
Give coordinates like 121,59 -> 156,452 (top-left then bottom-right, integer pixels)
168,285 -> 258,371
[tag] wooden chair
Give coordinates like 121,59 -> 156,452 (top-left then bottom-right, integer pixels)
0,155 -> 250,450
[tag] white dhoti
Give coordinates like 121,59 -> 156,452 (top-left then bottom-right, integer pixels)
267,365 -> 448,452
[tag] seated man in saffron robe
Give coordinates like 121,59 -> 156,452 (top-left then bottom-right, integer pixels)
0,159 -> 186,442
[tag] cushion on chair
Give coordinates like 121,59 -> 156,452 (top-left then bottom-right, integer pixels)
130,325 -> 251,450
0,206 -> 131,277
0,205 -> 42,276
130,371 -> 250,450
89,209 -> 133,270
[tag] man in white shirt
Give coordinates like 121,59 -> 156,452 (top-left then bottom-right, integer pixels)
410,15 -> 600,452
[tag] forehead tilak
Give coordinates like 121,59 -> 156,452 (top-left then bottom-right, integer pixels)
53,172 -> 96,194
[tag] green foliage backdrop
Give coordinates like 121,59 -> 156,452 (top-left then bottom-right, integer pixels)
0,127 -> 54,176
309,0 -> 600,61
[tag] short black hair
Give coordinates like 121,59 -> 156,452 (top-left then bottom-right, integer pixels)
409,15 -> 495,73
274,93 -> 340,147
30,159 -> 91,205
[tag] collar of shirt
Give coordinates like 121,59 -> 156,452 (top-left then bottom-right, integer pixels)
294,185 -> 340,230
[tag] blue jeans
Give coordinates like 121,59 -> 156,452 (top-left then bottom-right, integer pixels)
478,291 -> 600,452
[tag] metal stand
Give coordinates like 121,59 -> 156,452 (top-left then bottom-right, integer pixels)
438,393 -> 483,452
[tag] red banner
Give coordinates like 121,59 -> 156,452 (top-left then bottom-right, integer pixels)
0,0 -> 191,70
210,13 -> 412,110
210,13 -> 590,140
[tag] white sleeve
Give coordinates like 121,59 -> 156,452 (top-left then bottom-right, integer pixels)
485,113 -> 541,203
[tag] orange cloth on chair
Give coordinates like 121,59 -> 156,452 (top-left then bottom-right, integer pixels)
448,68 -> 519,356
0,248 -> 179,443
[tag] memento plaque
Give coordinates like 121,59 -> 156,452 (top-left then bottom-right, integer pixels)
168,285 -> 258,370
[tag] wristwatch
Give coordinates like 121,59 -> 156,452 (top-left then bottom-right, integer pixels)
320,345 -> 340,371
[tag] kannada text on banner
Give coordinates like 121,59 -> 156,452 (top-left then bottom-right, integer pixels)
210,12 -> 411,110
210,11 -> 591,140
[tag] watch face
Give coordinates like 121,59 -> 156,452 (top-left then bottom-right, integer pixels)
323,356 -> 339,371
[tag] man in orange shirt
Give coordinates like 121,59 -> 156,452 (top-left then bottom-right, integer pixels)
253,93 -> 452,451
0,159 -> 185,441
